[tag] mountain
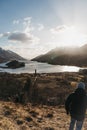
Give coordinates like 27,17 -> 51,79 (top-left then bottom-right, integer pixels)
32,44 -> 87,67
0,47 -> 25,63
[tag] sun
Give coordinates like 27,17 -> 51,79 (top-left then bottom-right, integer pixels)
51,26 -> 87,48
61,27 -> 85,46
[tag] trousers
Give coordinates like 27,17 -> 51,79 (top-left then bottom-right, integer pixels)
69,117 -> 84,130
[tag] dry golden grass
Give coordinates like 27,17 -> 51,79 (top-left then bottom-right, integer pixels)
0,101 -> 86,130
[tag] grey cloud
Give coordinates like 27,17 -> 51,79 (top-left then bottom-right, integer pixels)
8,32 -> 32,43
3,32 -> 11,37
0,31 -> 39,44
8,32 -> 40,44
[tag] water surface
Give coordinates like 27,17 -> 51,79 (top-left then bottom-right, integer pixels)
0,61 -> 81,74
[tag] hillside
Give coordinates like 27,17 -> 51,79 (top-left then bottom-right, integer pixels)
0,47 -> 25,63
32,44 -> 87,67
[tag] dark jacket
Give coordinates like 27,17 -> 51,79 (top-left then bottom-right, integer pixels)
65,88 -> 87,121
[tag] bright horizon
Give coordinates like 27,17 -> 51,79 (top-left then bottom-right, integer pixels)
0,0 -> 87,58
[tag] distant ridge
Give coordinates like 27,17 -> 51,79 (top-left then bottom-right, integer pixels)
0,47 -> 25,63
32,44 -> 87,67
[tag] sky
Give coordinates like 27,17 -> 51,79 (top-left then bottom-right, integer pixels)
0,0 -> 87,59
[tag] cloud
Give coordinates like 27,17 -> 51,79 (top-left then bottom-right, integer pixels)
50,25 -> 68,34
0,17 -> 40,45
13,17 -> 32,26
0,31 -> 39,44
8,32 -> 39,43
23,17 -> 32,26
0,32 -> 11,38
24,17 -> 32,21
24,26 -> 34,33
0,34 -> 3,38
38,24 -> 44,31
23,17 -> 35,33
8,32 -> 31,42
13,20 -> 19,24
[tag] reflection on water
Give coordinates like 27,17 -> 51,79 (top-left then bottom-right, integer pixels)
0,61 -> 81,74
63,66 -> 80,72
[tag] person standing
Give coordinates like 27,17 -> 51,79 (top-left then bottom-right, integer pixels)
65,82 -> 87,130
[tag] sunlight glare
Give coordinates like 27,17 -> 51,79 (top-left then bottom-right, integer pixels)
63,66 -> 80,72
52,26 -> 87,47
61,26 -> 86,46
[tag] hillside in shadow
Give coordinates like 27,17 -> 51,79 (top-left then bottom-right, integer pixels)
32,44 -> 87,67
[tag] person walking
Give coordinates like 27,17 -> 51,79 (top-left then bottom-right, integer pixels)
65,82 -> 87,130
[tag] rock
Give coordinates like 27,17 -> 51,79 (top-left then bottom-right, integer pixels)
17,119 -> 23,125
37,117 -> 43,123
25,116 -> 33,122
6,60 -> 25,69
29,110 -> 39,117
46,113 -> 53,118
4,110 -> 11,116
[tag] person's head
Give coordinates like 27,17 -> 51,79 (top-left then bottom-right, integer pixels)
75,82 -> 86,96
77,82 -> 85,90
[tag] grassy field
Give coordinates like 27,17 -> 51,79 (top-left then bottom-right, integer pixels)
0,71 -> 87,129
0,101 -> 87,130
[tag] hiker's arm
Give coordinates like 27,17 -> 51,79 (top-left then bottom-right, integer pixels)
65,93 -> 73,115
